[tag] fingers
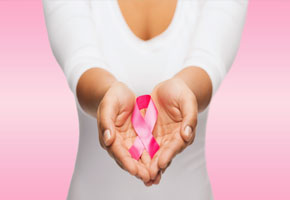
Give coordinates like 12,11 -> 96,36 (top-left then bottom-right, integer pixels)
109,142 -> 151,183
135,159 -> 151,183
179,94 -> 198,143
149,150 -> 161,180
140,150 -> 151,169
188,128 -> 196,145
142,149 -> 164,185
158,134 -> 186,172
97,98 -> 118,147
143,169 -> 161,187
152,170 -> 162,185
149,133 -> 184,181
140,151 -> 160,185
144,180 -> 154,187
111,144 -> 137,175
161,160 -> 171,174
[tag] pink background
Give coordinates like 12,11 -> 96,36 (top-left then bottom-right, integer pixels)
0,1 -> 289,199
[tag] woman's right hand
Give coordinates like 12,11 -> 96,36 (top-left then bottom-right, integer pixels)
96,81 -> 151,184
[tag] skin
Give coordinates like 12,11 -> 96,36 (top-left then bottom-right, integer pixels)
117,0 -> 178,41
76,0 -> 213,186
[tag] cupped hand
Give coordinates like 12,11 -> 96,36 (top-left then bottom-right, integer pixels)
96,81 -> 151,184
148,77 -> 198,182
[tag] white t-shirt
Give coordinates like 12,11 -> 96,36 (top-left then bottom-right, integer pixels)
42,0 -> 248,199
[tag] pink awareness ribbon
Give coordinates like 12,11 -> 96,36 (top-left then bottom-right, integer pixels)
129,95 -> 160,160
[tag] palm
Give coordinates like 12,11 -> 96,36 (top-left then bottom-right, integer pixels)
149,78 -> 195,178
153,84 -> 184,141
97,82 -> 151,183
110,112 -> 150,172
153,101 -> 184,158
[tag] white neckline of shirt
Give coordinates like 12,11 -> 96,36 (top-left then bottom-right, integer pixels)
109,0 -> 183,53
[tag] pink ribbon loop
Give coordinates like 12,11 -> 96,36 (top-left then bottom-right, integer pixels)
129,95 -> 160,160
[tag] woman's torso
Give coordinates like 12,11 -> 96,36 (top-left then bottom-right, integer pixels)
68,1 -> 213,199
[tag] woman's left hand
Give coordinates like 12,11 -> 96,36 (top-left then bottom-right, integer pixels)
148,77 -> 198,183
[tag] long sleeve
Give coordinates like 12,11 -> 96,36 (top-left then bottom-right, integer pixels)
183,0 -> 249,97
42,0 -> 109,114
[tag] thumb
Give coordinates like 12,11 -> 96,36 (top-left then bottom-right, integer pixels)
98,99 -> 117,147
179,94 -> 198,143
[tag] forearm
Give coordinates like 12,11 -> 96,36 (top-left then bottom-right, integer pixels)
76,68 -> 118,117
173,66 -> 212,113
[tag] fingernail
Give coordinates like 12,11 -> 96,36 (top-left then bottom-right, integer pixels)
103,129 -> 111,146
184,125 -> 193,141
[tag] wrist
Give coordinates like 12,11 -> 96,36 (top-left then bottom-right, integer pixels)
173,66 -> 212,112
76,67 -> 118,116
98,79 -> 119,103
170,75 -> 199,107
